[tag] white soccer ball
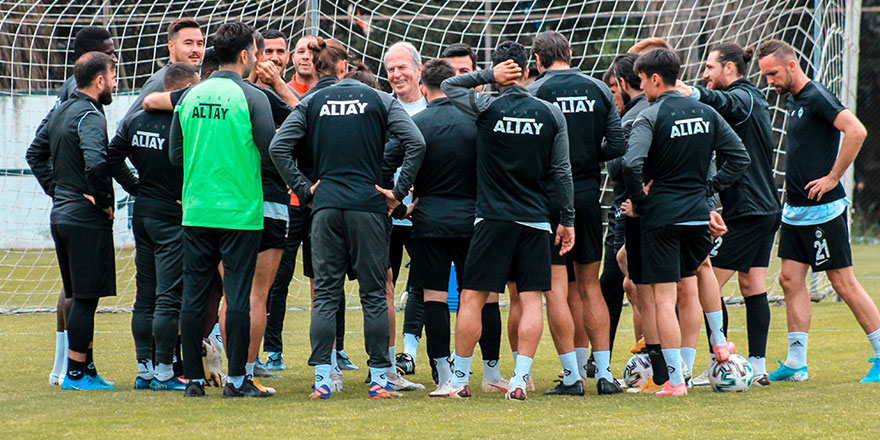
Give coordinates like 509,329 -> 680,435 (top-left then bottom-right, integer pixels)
709,354 -> 754,392
623,354 -> 653,388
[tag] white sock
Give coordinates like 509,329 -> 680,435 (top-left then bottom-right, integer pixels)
229,375 -> 244,388
137,359 -> 154,380
434,357 -> 452,385
369,367 -> 388,387
559,351 -> 580,385
483,359 -> 501,383
52,331 -> 66,375
403,333 -> 420,362
592,350 -> 612,382
315,364 -> 332,389
61,331 -> 68,374
386,346 -> 396,376
575,347 -> 590,380
451,355 -> 472,387
867,328 -> 880,358
510,355 -> 533,389
705,310 -> 726,347
210,322 -> 223,349
155,363 -> 174,381
661,348 -> 684,386
785,332 -> 808,368
680,347 -> 697,375
330,349 -> 340,373
748,356 -> 766,375
245,362 -> 255,378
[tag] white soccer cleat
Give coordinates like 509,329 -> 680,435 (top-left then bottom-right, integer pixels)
692,364 -> 714,388
330,372 -> 344,392
387,372 -> 425,391
49,372 -> 64,386
429,381 -> 471,398
481,377 -> 510,393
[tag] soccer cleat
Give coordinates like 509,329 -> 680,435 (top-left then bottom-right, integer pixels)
429,381 -> 471,398
368,382 -> 402,399
712,340 -> 736,363
90,374 -> 116,388
859,358 -> 880,383
597,377 -> 623,395
526,376 -> 536,392
481,376 -> 510,393
184,380 -> 206,397
264,353 -> 286,371
768,360 -> 809,382
386,371 -> 425,391
50,372 -> 64,386
430,358 -> 439,384
691,365 -> 713,387
309,384 -> 332,400
505,384 -> 527,401
630,337 -> 647,354
61,375 -> 113,391
330,372 -> 344,392
625,377 -> 662,394
395,353 -> 416,375
151,376 -> 187,391
363,370 -> 371,384
751,373 -> 771,387
253,362 -> 281,378
543,380 -> 585,396
252,377 -> 276,394
134,376 -> 152,390
655,381 -> 687,396
336,351 -> 360,371
222,379 -> 274,398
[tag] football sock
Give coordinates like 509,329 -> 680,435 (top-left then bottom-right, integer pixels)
67,359 -> 85,381
745,293 -> 770,360
210,323 -> 223,349
424,301 -> 451,360
434,357 -> 452,385
137,359 -> 154,380
866,328 -> 880,357
386,346 -> 396,376
785,332 -> 808,368
331,349 -> 340,373
315,364 -> 332,389
403,333 -> 420,362
85,347 -> 98,377
510,355 -> 534,390
705,310 -> 726,348
511,351 -> 518,364
245,362 -> 255,378
451,355 -> 472,387
559,351 -> 579,385
748,357 -> 766,375
661,348 -> 684,386
483,359 -> 502,383
680,347 -> 696,376
369,366 -> 388,387
647,344 -> 669,385
592,350 -> 612,382
155,363 -> 174,381
62,331 -> 69,374
575,347 -> 590,379
52,331 -> 66,375
229,375 -> 245,388
479,302 -> 502,362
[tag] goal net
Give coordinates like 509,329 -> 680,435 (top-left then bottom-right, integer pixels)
0,0 -> 860,312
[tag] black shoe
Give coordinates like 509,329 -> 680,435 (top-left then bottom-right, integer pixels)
184,380 -> 205,398
543,380 -> 585,396
395,353 -> 415,375
597,377 -> 623,395
222,378 -> 274,398
430,358 -> 439,385
364,370 -> 371,384
586,358 -> 597,378
752,373 -> 771,387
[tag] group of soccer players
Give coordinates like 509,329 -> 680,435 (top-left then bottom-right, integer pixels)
27,16 -> 880,401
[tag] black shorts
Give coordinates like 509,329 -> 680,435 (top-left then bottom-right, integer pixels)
642,224 -> 713,284
548,227 -> 576,282
407,237 -> 469,291
778,209 -> 852,271
259,217 -> 287,252
462,220 -> 551,293
710,214 -> 780,273
51,223 -> 116,299
624,217 -> 645,284
570,189 -> 604,265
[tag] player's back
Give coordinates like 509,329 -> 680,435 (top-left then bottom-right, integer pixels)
118,109 -> 182,220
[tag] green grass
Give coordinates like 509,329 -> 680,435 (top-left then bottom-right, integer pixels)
2,244 -> 880,439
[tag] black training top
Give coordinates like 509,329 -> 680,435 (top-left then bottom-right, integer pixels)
269,78 -> 426,214
528,68 -> 625,192
696,78 -> 780,219
783,81 -> 847,206
34,76 -> 78,137
125,64 -> 168,118
442,69 -> 574,226
605,94 -> 650,248
622,90 -> 750,232
108,108 -> 182,223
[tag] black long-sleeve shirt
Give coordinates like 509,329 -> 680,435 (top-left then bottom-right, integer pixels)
605,94 -> 650,249
622,90 -> 750,232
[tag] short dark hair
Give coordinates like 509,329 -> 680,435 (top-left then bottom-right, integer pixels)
168,18 -> 200,41
73,27 -> 112,60
262,29 -> 287,43
756,39 -> 796,61
612,53 -> 641,90
344,61 -> 379,89
440,43 -> 477,70
74,52 -> 115,89
633,48 -> 680,86
532,31 -> 571,68
712,42 -> 753,76
212,22 -> 255,65
602,67 -> 615,86
491,40 -> 528,74
163,62 -> 198,91
201,47 -> 219,80
421,58 -> 455,90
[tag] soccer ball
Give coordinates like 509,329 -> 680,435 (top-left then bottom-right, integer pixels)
709,354 -> 754,392
623,354 -> 653,388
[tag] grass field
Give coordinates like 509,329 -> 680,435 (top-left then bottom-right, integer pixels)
3,245 -> 880,439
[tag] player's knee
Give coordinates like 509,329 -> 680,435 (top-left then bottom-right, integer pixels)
778,270 -> 801,292
828,271 -> 860,299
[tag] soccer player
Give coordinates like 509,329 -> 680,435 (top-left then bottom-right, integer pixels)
269,37 -> 426,400
287,35 -> 318,95
170,22 -> 276,398
436,41 -> 575,401
27,51 -> 128,390
676,42 -> 780,385
253,30 -> 299,107
756,40 -> 880,383
108,62 -> 199,391
621,48 -> 750,396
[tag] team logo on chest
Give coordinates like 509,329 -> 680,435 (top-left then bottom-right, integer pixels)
554,96 -> 595,113
670,117 -> 710,138
132,130 -> 166,150
493,116 -> 544,135
320,99 -> 368,116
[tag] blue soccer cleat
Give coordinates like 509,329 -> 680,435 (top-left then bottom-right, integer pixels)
265,353 -> 286,371
151,376 -> 187,391
62,375 -> 115,390
134,376 -> 152,390
859,358 -> 880,383
768,360 -> 809,382
91,374 -> 116,388
309,384 -> 332,400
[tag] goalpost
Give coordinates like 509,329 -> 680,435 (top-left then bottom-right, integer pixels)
0,0 -> 859,313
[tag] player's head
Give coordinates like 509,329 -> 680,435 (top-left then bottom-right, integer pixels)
703,42 -> 751,90
167,18 -> 204,66
308,37 -> 349,79
531,31 -> 572,71
163,62 -> 199,92
603,66 -> 624,114
74,51 -> 117,105
612,52 -> 642,104
419,58 -> 455,100
440,43 -> 477,76
757,39 -> 798,95
261,29 -> 289,72
73,27 -> 115,62
628,37 -> 672,55
253,30 -> 266,61
633,48 -> 680,101
344,60 -> 379,89
384,42 -> 423,101
292,35 -> 318,79
200,47 -> 219,80
213,22 -> 257,77
492,40 -> 529,83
